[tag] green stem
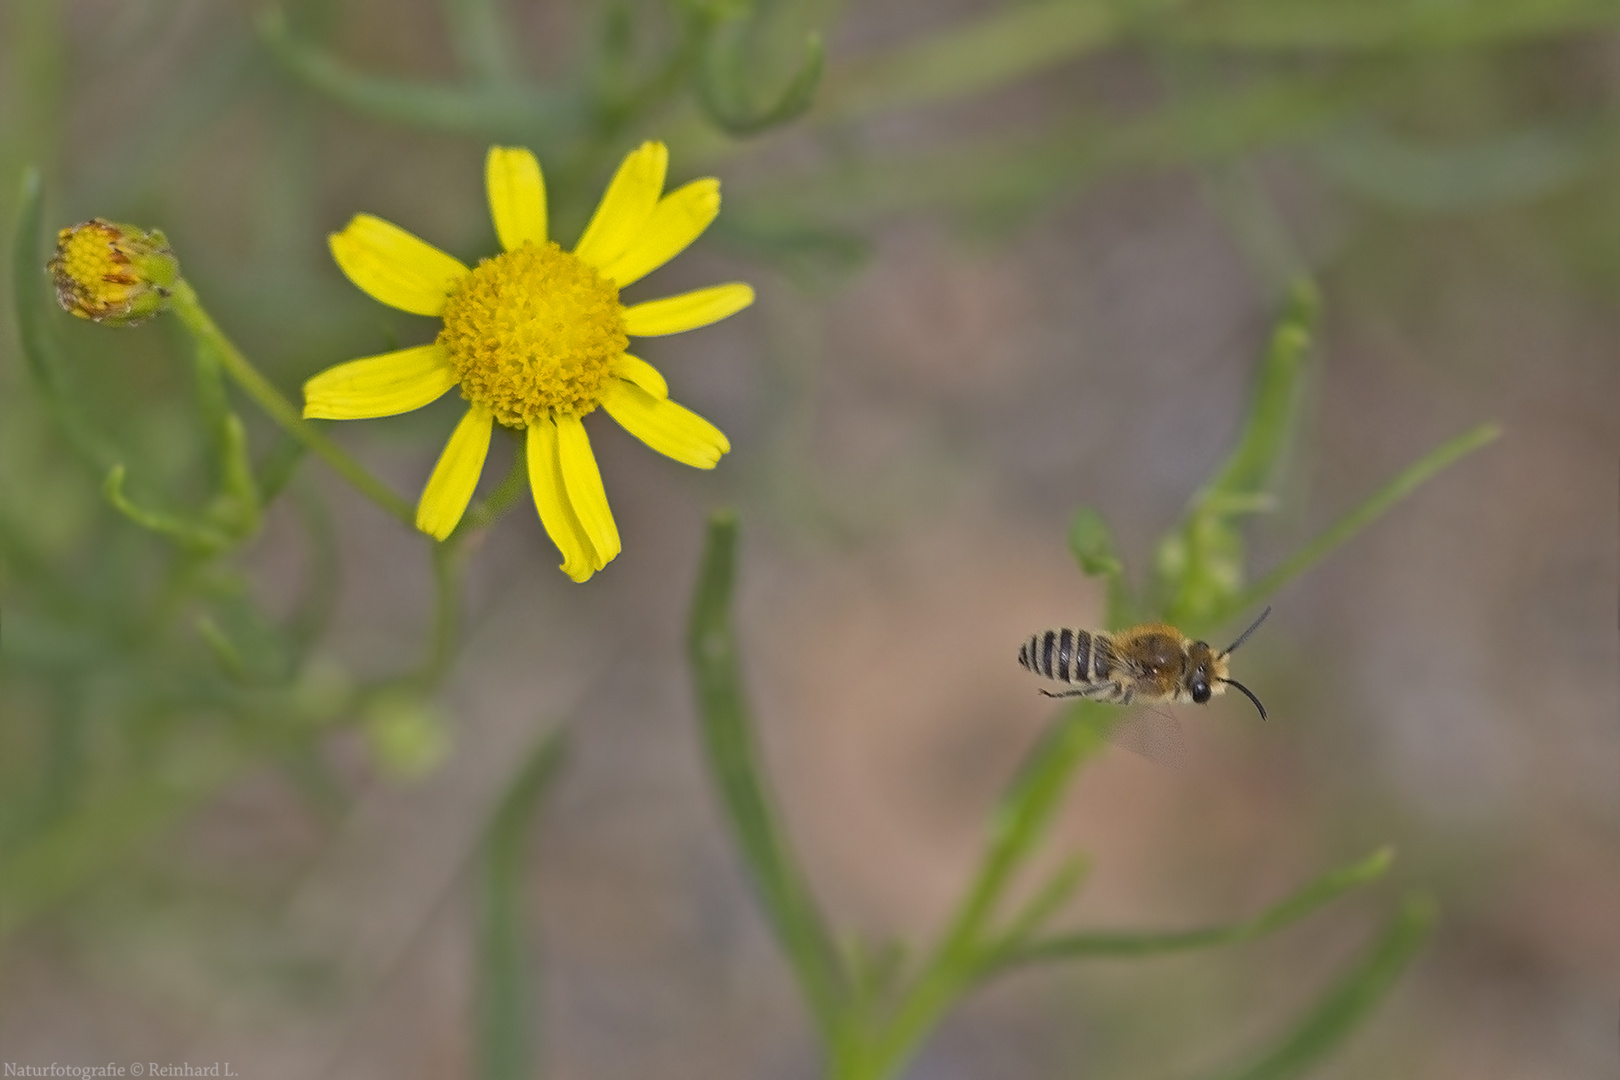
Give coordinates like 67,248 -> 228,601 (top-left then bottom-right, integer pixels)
996,847 -> 1393,966
165,278 -> 415,526
440,0 -> 517,85
687,512 -> 850,1050
460,439 -> 528,533
476,729 -> 567,1080
419,539 -> 465,689
852,709 -> 1110,1079
1204,895 -> 1436,1080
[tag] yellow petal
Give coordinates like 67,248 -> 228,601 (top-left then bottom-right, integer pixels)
573,142 -> 668,270
623,282 -> 754,337
303,343 -> 457,420
599,178 -> 719,287
611,353 -> 667,400
555,414 -> 620,569
329,214 -> 469,316
526,419 -> 597,582
601,380 -> 730,469
416,404 -> 493,540
486,146 -> 547,252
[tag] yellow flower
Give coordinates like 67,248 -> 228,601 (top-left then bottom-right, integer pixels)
303,143 -> 752,581
49,218 -> 179,326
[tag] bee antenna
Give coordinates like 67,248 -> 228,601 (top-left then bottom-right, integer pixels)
1219,678 -> 1268,721
1219,605 -> 1272,658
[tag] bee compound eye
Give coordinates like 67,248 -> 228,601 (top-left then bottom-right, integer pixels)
1191,680 -> 1212,704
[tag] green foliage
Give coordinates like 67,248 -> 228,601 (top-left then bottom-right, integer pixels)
697,4 -> 824,136
2,171 -> 524,944
1201,896 -> 1436,1080
4,0 -> 1577,1073
686,514 -> 1430,1080
688,510 -> 848,1043
476,730 -> 568,1080
682,244 -> 1493,1080
1055,278 -> 1500,641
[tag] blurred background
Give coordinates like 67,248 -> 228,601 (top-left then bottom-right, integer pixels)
2,1 -> 1617,1077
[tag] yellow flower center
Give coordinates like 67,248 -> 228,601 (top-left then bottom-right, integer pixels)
58,222 -> 136,290
437,240 -> 628,429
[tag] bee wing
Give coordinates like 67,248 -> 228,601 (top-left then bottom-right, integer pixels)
1103,707 -> 1188,769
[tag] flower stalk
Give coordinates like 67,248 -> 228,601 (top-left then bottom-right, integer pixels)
163,277 -> 416,526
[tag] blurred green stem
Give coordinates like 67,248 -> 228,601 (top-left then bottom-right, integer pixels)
844,711 -> 1109,1079
687,511 -> 851,1052
1232,422 -> 1500,617
12,169 -> 115,472
441,0 -> 517,85
476,729 -> 567,1080
419,540 -> 465,690
996,847 -> 1393,966
165,278 -> 415,526
460,437 -> 528,533
1203,895 -> 1436,1080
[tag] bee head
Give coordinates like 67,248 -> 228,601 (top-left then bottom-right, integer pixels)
1188,607 -> 1272,719
1185,641 -> 1223,704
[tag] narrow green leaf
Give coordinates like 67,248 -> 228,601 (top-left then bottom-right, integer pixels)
1233,423 -> 1500,618
255,435 -> 307,502
823,0 -> 1121,120
1207,280 -> 1319,500
1159,279 -> 1318,630
164,278 -> 415,527
861,707 -> 1112,1078
10,168 -> 116,473
205,412 -> 264,539
1201,894 -> 1436,1080
1002,847 -> 1393,965
477,729 -> 567,1080
980,854 -> 1091,970
726,69 -> 1374,246
1163,0 -> 1620,51
990,706 -> 1112,877
103,465 -> 232,554
196,615 -> 251,682
0,762 -> 244,939
1312,118 -> 1602,214
686,510 -> 847,1040
256,7 -> 576,139
284,484 -> 339,651
460,443 -> 529,535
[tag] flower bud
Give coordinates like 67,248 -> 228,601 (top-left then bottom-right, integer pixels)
48,218 -> 179,326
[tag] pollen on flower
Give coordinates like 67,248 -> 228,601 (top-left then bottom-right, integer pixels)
48,219 -> 178,325
438,240 -> 628,428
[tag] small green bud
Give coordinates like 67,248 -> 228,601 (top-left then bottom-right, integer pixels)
48,218 -> 179,326
363,692 -> 450,779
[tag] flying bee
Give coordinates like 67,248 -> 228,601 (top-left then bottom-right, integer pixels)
1017,607 -> 1270,719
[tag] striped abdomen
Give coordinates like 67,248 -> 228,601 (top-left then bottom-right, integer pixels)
1018,628 -> 1115,687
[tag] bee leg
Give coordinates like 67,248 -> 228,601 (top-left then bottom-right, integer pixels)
1038,688 -> 1093,699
